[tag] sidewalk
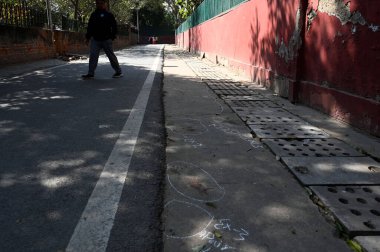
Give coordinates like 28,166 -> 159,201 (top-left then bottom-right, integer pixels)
162,45 -> 380,252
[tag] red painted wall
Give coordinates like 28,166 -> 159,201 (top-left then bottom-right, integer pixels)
176,0 -> 380,137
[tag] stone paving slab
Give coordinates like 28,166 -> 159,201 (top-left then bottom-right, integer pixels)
311,186 -> 380,236
163,79 -> 228,116
246,114 -> 307,125
282,157 -> 380,185
221,95 -> 268,101
225,100 -> 280,108
203,79 -> 241,85
262,138 -> 365,157
214,89 -> 258,96
248,124 -> 329,139
163,46 -> 351,252
207,83 -> 248,90
163,182 -> 351,252
231,107 -> 294,118
354,236 -> 380,252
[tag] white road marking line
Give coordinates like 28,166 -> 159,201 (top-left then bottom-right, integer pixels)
66,45 -> 163,252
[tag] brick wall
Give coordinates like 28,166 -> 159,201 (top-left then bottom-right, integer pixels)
0,25 -> 136,66
0,26 -> 56,65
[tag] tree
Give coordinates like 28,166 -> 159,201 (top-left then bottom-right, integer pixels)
111,0 -> 175,28
4,0 -> 177,29
163,0 -> 181,27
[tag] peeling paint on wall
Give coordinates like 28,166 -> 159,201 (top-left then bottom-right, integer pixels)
278,8 -> 303,63
318,0 -> 364,25
318,0 -> 349,24
309,0 -> 379,33
307,9 -> 317,31
369,24 -> 380,32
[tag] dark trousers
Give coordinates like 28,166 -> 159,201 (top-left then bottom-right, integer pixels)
88,39 -> 122,75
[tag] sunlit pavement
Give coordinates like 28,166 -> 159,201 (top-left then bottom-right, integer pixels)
0,45 -> 166,251
0,44 -> 379,251
162,45 -> 380,252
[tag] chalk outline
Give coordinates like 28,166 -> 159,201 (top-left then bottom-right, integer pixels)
167,161 -> 225,203
164,200 -> 214,239
167,117 -> 209,136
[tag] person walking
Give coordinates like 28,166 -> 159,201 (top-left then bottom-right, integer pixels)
82,0 -> 123,79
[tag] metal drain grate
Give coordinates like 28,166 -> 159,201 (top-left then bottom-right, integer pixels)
199,73 -> 222,79
246,115 -> 306,125
207,83 -> 245,90
262,138 -> 365,157
248,124 -> 329,139
221,95 -> 268,101
311,186 -> 380,236
282,157 -> 380,185
225,100 -> 280,108
214,89 -> 258,96
232,107 -> 295,120
203,79 -> 240,84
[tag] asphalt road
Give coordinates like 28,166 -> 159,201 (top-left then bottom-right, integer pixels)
0,45 -> 166,251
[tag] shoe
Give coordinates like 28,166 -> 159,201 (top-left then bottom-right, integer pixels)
82,74 -> 94,79
112,72 -> 123,78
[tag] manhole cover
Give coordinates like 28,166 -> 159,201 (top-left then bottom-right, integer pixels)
246,115 -> 306,124
262,138 -> 365,157
311,186 -> 380,236
282,157 -> 380,185
248,124 -> 329,138
225,100 -> 280,108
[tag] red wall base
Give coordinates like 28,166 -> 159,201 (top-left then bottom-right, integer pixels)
299,81 -> 379,136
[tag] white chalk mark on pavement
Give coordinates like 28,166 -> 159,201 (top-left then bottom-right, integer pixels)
66,46 -> 163,252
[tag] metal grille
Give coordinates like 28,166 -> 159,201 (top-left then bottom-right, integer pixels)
214,89 -> 257,96
262,138 -> 365,157
207,83 -> 243,90
311,186 -> 380,235
204,79 -> 240,85
232,107 -> 293,119
225,100 -> 280,108
249,124 -> 329,139
221,95 -> 268,101
246,115 -> 306,125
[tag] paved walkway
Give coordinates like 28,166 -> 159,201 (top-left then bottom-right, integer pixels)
162,45 -> 380,252
1,45 -> 379,251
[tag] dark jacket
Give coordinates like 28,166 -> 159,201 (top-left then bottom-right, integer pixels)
86,9 -> 118,41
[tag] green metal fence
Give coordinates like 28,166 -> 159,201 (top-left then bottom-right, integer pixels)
0,0 -> 86,31
176,0 -> 248,34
